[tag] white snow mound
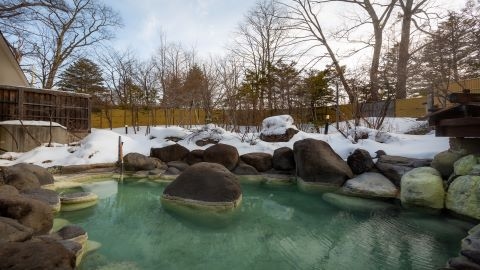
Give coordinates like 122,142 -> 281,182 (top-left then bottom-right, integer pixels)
261,115 -> 298,136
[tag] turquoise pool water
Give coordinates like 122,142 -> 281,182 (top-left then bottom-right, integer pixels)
58,179 -> 473,270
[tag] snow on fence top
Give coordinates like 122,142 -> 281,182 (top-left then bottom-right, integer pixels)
261,115 -> 298,136
0,120 -> 66,129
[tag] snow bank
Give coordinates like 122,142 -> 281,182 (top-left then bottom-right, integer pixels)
0,118 -> 448,168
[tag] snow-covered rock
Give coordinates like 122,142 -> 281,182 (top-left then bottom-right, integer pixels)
259,115 -> 299,142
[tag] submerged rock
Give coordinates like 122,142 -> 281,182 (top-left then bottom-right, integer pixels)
322,193 -> 396,213
400,167 -> 445,210
60,192 -> 98,212
294,138 -> 353,190
340,172 -> 398,199
203,144 -> 239,171
446,175 -> 480,220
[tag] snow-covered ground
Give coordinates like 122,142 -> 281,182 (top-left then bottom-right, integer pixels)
0,117 -> 449,168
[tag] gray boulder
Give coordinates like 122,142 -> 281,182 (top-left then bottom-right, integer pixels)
123,152 -> 166,171
0,217 -> 33,243
21,188 -> 61,213
167,161 -> 190,172
0,194 -> 54,234
240,152 -> 272,172
272,147 -> 295,171
0,185 -> 19,196
400,167 -> 445,210
293,138 -> 353,188
454,154 -> 478,176
163,162 -> 241,203
0,238 -> 76,270
185,149 -> 204,165
2,163 -> 54,191
375,155 -> 431,186
446,175 -> 480,220
431,150 -> 466,178
233,162 -> 259,175
347,149 -> 374,175
150,144 -> 189,162
164,167 -> 181,175
203,144 -> 239,171
341,172 -> 398,199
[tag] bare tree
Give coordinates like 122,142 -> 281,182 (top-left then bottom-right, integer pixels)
280,0 -> 356,102
2,0 -> 121,89
98,48 -> 138,127
231,0 -> 291,114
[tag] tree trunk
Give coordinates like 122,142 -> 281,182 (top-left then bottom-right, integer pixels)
396,0 -> 413,100
369,30 -> 382,101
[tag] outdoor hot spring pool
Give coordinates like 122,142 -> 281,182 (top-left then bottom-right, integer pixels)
58,179 -> 473,270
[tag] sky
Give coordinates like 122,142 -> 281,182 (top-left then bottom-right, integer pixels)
102,0 -> 258,60
101,0 -> 468,65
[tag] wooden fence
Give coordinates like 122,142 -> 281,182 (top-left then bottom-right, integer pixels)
91,97 -> 427,129
0,85 -> 91,132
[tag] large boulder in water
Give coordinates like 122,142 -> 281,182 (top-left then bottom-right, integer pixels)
161,162 -> 242,213
203,144 -> 239,171
163,162 -> 241,203
400,167 -> 445,210
259,115 -> 299,142
240,152 -> 272,172
150,144 -> 189,162
294,139 -> 353,191
340,172 -> 398,199
2,163 -> 54,191
123,152 -> 166,171
375,155 -> 431,186
446,175 -> 480,220
0,194 -> 53,235
0,238 -> 76,270
272,147 -> 295,171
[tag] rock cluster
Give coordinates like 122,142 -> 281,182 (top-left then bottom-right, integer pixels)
0,163 -> 89,270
